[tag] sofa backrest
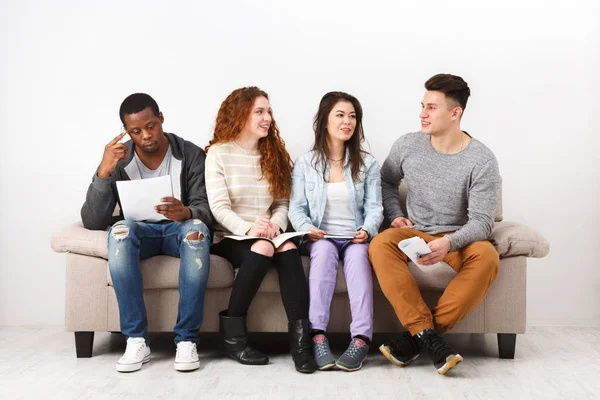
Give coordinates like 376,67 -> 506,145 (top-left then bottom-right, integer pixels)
397,176 -> 503,223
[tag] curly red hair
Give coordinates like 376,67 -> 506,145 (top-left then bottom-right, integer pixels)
205,87 -> 293,199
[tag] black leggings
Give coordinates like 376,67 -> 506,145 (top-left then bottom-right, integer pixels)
211,239 -> 309,320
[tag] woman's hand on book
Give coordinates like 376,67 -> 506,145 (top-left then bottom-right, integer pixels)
247,216 -> 280,239
265,223 -> 280,239
352,229 -> 369,244
307,227 -> 326,242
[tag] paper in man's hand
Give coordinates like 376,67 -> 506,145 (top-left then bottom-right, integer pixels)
116,175 -> 173,221
398,236 -> 435,265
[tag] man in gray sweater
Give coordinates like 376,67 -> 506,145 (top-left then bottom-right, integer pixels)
81,93 -> 213,373
369,74 -> 500,375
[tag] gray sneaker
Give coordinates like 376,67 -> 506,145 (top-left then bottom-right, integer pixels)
312,335 -> 336,370
336,338 -> 369,372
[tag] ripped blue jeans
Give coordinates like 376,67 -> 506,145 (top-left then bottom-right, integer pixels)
107,219 -> 211,343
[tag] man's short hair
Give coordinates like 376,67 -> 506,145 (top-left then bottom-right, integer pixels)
425,74 -> 471,112
119,93 -> 160,125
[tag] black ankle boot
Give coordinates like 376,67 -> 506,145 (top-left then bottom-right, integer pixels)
219,310 -> 268,365
288,319 -> 317,373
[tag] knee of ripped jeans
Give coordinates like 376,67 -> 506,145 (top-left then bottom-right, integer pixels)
183,219 -> 209,241
109,222 -> 131,241
183,223 -> 209,250
185,230 -> 204,242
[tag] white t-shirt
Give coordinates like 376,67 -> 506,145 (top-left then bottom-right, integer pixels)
133,145 -> 172,179
319,182 -> 356,236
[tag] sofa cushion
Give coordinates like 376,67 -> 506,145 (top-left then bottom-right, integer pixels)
254,256 -> 455,293
52,223 -> 109,259
106,254 -> 234,289
116,254 -> 455,292
54,220 -> 545,293
490,221 -> 550,258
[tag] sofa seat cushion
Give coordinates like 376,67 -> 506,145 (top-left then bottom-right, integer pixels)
254,256 -> 456,293
55,221 -> 546,292
107,254 -> 234,289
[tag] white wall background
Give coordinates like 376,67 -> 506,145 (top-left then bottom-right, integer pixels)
1,0 -> 598,326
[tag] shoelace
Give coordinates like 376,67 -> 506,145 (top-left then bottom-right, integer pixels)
124,340 -> 145,358
176,342 -> 196,358
389,332 -> 419,354
423,334 -> 453,360
314,341 -> 331,357
344,342 -> 362,358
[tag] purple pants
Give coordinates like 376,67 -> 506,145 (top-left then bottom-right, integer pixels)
304,239 -> 373,339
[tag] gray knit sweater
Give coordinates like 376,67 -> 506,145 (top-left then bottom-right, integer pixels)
381,131 -> 500,251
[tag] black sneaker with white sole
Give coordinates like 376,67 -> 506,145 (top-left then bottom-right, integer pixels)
379,331 -> 420,367
417,329 -> 463,375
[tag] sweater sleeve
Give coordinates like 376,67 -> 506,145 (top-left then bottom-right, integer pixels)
184,146 -> 214,227
269,198 -> 289,232
446,157 -> 500,251
205,150 -> 254,236
80,170 -> 118,230
380,137 -> 406,222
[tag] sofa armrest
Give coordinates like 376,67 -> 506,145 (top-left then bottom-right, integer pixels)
490,221 -> 549,258
51,222 -> 109,259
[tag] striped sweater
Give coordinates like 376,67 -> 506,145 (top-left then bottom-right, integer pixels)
205,141 -> 289,243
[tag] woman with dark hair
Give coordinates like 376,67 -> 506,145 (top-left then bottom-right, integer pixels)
205,87 -> 316,374
288,92 -> 383,372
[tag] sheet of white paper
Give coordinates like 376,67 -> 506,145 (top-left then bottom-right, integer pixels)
398,237 -> 436,265
225,231 -> 308,248
116,175 -> 173,221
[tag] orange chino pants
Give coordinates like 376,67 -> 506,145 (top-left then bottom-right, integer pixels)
369,228 -> 499,335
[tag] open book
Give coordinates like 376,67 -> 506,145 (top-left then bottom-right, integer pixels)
398,236 -> 435,265
225,231 -> 308,248
323,234 -> 356,239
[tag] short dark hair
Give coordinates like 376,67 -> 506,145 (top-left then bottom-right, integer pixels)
425,74 -> 471,112
119,93 -> 160,125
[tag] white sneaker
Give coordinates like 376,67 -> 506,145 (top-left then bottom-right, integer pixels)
174,341 -> 200,371
116,337 -> 151,372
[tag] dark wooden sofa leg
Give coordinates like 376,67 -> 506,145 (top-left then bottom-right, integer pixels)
497,333 -> 516,359
75,332 -> 94,358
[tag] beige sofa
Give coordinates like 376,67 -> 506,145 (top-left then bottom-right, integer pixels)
51,184 -> 549,359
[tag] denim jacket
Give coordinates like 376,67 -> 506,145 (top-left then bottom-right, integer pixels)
288,150 -> 384,239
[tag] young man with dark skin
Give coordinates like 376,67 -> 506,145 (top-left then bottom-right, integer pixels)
81,93 -> 213,372
369,74 -> 500,375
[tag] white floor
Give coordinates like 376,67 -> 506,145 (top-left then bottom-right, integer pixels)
0,326 -> 598,400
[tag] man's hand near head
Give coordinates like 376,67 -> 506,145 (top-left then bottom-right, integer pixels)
97,131 -> 128,178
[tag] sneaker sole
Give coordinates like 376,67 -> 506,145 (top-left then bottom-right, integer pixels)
436,354 -> 463,375
174,360 -> 200,371
116,354 -> 151,373
379,344 -> 419,367
335,355 -> 366,372
317,360 -> 336,371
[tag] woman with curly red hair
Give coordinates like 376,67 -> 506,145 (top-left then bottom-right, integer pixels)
205,87 -> 316,374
